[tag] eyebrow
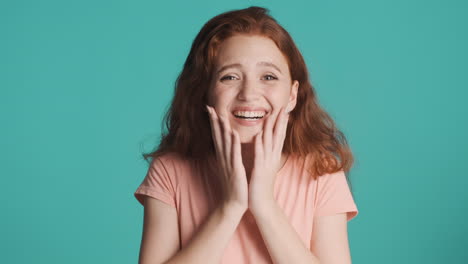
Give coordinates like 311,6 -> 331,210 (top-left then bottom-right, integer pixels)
216,61 -> 282,75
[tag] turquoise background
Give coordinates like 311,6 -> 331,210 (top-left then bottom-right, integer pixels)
2,0 -> 467,263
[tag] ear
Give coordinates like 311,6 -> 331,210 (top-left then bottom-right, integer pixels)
287,80 -> 299,113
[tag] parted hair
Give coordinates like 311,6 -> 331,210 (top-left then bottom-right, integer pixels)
142,6 -> 355,208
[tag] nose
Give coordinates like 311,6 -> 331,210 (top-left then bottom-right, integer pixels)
237,78 -> 260,101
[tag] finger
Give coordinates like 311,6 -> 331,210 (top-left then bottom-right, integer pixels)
208,106 -> 224,163
232,130 -> 243,172
263,107 -> 280,153
255,131 -> 264,166
276,108 -> 289,153
213,108 -> 232,173
206,106 -> 219,156
221,110 -> 234,162
219,114 -> 232,168
272,106 -> 286,150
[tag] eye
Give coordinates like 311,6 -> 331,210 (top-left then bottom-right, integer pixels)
263,74 -> 278,81
220,75 -> 237,81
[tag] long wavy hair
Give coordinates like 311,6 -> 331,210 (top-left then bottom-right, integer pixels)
141,6 -> 355,208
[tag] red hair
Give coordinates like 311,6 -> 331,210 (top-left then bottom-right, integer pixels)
142,6 -> 355,207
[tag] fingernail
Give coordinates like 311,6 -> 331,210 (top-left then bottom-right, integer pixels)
205,105 -> 209,113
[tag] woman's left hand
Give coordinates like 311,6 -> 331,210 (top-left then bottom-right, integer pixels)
248,106 -> 290,213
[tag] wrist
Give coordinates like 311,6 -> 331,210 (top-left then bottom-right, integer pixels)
250,198 -> 276,218
221,201 -> 247,217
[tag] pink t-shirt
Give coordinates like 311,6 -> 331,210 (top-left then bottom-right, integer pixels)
134,152 -> 358,263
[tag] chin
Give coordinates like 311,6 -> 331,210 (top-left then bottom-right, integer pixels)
238,131 -> 261,144
231,121 -> 263,143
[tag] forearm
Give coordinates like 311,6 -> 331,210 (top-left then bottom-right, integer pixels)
252,199 -> 320,264
164,203 -> 245,264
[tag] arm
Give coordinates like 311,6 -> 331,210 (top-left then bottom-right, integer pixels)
164,202 -> 246,264
252,199 -> 320,264
138,197 -> 180,264
310,213 -> 352,264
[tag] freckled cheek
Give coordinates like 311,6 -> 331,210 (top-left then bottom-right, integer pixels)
210,90 -> 236,110
213,87 -> 237,100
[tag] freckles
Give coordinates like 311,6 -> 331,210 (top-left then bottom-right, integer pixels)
212,87 -> 227,100
214,84 -> 232,93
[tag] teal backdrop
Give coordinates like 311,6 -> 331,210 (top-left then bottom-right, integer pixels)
2,0 -> 467,263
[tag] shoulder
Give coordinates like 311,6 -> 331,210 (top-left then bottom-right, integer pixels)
152,152 -> 191,169
153,151 -> 184,162
285,152 -> 312,166
148,152 -> 195,182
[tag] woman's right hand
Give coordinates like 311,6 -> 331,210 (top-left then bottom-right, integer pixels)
206,105 -> 248,213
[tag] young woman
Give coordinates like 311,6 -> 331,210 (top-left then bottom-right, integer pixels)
134,6 -> 359,264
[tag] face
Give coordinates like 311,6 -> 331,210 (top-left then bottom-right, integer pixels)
208,34 -> 299,143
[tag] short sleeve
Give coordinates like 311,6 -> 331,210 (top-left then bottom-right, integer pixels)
134,157 -> 177,208
313,170 -> 358,221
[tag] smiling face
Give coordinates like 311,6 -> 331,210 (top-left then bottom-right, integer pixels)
208,34 -> 299,143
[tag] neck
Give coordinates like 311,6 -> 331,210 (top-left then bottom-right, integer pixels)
241,143 -> 255,179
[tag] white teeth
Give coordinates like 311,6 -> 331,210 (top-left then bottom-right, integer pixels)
233,111 -> 266,118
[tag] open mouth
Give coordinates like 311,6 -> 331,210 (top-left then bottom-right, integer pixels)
232,110 -> 267,120
234,115 -> 264,120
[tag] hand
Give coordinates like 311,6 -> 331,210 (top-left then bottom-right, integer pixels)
248,106 -> 289,213
206,105 -> 248,212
